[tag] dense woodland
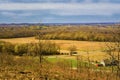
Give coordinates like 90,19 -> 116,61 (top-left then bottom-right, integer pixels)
0,24 -> 120,41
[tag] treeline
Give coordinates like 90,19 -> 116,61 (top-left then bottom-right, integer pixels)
0,41 -> 60,56
37,26 -> 120,42
0,26 -> 40,38
0,25 -> 120,41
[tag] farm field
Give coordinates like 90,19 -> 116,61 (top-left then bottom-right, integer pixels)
0,37 -> 106,51
0,37 -> 110,61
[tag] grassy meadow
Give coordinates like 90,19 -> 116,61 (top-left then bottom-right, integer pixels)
0,37 -> 110,61
0,37 -> 106,51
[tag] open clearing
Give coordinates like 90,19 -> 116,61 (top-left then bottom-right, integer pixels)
0,37 -> 110,61
0,37 -> 106,51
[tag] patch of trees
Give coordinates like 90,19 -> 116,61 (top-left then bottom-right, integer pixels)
37,26 -> 120,42
0,26 -> 44,38
0,41 -> 60,56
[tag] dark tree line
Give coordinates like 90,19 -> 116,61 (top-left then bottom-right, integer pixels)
36,25 -> 120,42
0,25 -> 120,42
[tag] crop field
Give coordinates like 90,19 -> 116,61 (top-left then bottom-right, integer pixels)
0,37 -> 106,51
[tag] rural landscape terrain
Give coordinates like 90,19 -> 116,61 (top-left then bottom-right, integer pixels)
0,23 -> 120,80
0,0 -> 120,80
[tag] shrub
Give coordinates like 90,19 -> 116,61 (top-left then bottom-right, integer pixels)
14,44 -> 28,56
0,41 -> 14,53
0,53 -> 15,66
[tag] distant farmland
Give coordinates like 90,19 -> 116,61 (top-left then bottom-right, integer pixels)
0,37 -> 110,61
0,37 -> 106,51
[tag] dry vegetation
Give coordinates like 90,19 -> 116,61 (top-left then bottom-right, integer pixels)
0,37 -> 105,51
0,53 -> 119,80
0,25 -> 119,80
0,37 -> 109,61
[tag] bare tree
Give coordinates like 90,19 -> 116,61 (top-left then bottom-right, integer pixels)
105,29 -> 120,80
68,45 -> 77,56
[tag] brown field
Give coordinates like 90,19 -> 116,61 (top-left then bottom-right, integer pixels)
0,37 -> 106,51
0,37 -> 110,61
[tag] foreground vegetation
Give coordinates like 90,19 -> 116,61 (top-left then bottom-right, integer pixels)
0,53 -> 119,80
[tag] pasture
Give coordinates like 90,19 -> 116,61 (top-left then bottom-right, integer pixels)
0,37 -> 106,51
0,37 -> 110,61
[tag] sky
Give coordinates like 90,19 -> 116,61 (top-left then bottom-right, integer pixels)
0,0 -> 120,23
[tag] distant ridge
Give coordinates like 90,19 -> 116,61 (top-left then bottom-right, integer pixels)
0,22 -> 120,27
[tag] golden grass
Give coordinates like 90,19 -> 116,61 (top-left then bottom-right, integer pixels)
0,37 -> 106,51
0,37 -> 38,44
0,37 -> 110,60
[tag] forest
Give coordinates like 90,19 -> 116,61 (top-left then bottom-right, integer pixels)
0,24 -> 120,42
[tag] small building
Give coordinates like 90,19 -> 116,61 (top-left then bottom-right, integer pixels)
99,59 -> 119,66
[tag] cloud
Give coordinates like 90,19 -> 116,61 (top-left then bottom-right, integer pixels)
0,11 -> 38,20
70,0 -> 77,3
84,0 -> 93,3
1,0 -> 120,3
0,0 -> 75,3
51,10 -> 114,16
97,0 -> 110,3
0,11 -> 34,17
0,0 -> 10,3
0,3 -> 119,10
0,3 -> 120,16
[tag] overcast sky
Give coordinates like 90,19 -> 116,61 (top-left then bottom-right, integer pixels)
0,0 -> 120,23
